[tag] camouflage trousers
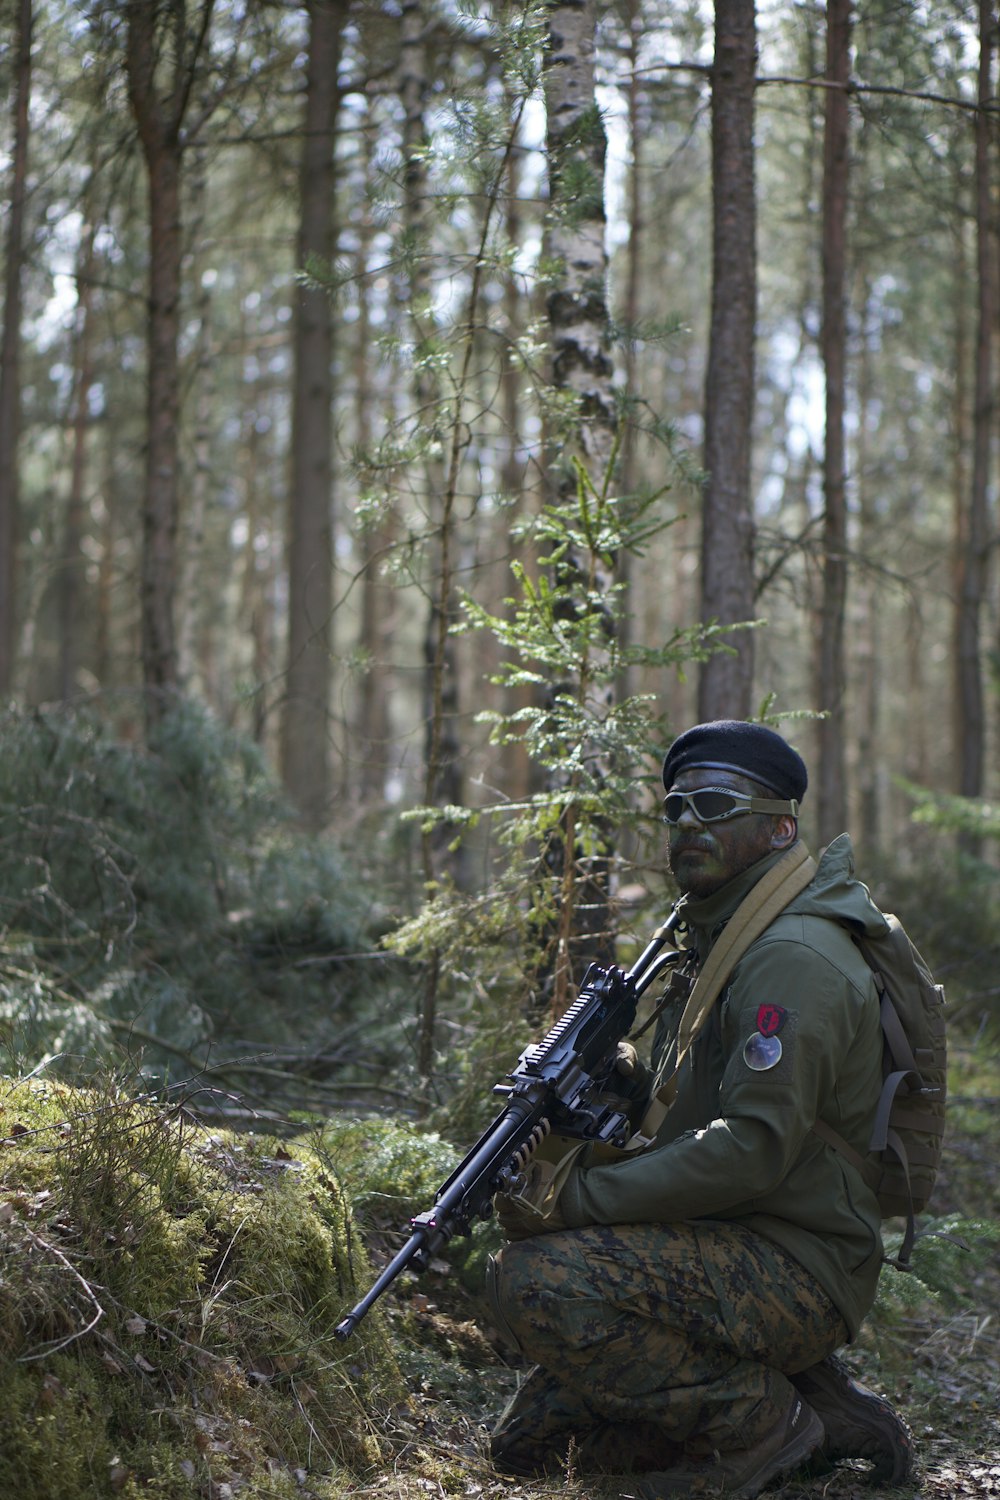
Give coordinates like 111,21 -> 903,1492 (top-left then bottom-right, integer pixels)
486,1220 -> 847,1476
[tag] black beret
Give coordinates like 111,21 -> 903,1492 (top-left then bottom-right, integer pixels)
661,719 -> 808,803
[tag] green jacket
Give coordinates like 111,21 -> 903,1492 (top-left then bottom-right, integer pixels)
560,834 -> 887,1338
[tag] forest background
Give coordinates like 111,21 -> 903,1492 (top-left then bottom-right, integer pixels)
0,1 -> 999,1498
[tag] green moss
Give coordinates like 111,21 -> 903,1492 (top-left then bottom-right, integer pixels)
0,1078 -> 404,1494
0,1355 -> 115,1497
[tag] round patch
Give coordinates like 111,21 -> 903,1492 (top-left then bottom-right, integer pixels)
743,1032 -> 783,1071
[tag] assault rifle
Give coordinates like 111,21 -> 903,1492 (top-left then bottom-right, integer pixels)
335,912 -> 684,1339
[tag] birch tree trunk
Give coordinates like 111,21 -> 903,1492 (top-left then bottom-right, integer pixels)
816,0 -> 851,845
617,0 -> 643,709
280,0 -> 343,828
698,0 -> 757,722
542,0 -> 617,1009
0,0 -> 32,696
545,2 -> 616,501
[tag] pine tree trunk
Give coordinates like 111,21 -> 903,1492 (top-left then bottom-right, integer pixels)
125,0 -> 201,733
58,207 -> 98,703
398,0 -> 465,863
0,0 -> 32,696
280,0 -> 343,828
816,0 -> 851,845
954,0 -> 994,852
499,85 -> 536,809
354,119 -> 395,804
178,147 -> 213,699
698,0 -> 757,722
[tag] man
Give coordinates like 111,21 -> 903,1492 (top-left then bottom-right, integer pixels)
486,719 -> 913,1499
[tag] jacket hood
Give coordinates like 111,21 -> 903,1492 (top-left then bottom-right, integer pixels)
786,832 -> 888,938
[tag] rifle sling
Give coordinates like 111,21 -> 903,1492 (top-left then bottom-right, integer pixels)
624,842 -> 817,1151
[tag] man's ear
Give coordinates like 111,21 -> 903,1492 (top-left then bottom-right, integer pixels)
771,815 -> 798,850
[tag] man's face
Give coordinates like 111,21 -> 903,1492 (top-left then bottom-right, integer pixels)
665,768 -> 780,899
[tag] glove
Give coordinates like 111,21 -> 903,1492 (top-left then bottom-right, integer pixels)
612,1040 -> 653,1105
615,1040 -> 641,1077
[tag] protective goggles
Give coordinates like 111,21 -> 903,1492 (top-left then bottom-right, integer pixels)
662,787 -> 799,825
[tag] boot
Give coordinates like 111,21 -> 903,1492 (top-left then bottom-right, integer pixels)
792,1354 -> 914,1483
492,1415 -> 683,1477
634,1393 -> 824,1499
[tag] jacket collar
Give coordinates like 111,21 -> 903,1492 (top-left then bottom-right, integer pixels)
681,842 -> 802,959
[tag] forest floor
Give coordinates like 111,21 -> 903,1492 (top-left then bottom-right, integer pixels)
341,1040 -> 1000,1500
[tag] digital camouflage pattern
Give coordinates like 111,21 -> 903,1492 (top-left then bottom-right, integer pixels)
488,1220 -> 845,1475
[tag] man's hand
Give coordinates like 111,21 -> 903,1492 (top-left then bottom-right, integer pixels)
613,1040 -> 652,1102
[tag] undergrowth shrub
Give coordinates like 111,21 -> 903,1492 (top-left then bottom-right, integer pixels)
0,703 -> 409,1105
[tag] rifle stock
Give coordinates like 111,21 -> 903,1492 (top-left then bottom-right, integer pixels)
335,911 -> 684,1340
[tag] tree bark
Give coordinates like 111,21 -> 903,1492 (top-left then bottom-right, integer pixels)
545,2 -> 617,495
125,0 -> 213,734
58,206 -> 98,703
954,0 -> 994,852
542,0 -> 617,1009
280,0 -> 344,828
0,0 -> 33,696
617,0 -> 643,710
178,146 -> 213,699
815,0 -> 851,845
355,117 -> 395,805
698,0 -> 757,722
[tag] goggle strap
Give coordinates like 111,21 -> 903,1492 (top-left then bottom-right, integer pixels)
749,797 -> 799,817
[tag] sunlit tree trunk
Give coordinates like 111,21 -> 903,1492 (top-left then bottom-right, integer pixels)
698,0 -> 757,722
815,0 -> 851,845
0,0 -> 32,696
281,0 -> 344,828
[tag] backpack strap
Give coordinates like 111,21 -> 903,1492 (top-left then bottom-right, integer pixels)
625,841 -> 818,1150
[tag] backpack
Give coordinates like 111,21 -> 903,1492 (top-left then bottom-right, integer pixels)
812,913 -> 947,1269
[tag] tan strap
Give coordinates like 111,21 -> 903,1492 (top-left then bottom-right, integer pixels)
626,842 -> 818,1148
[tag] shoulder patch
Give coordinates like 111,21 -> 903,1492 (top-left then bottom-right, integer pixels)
756,1003 -> 789,1038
